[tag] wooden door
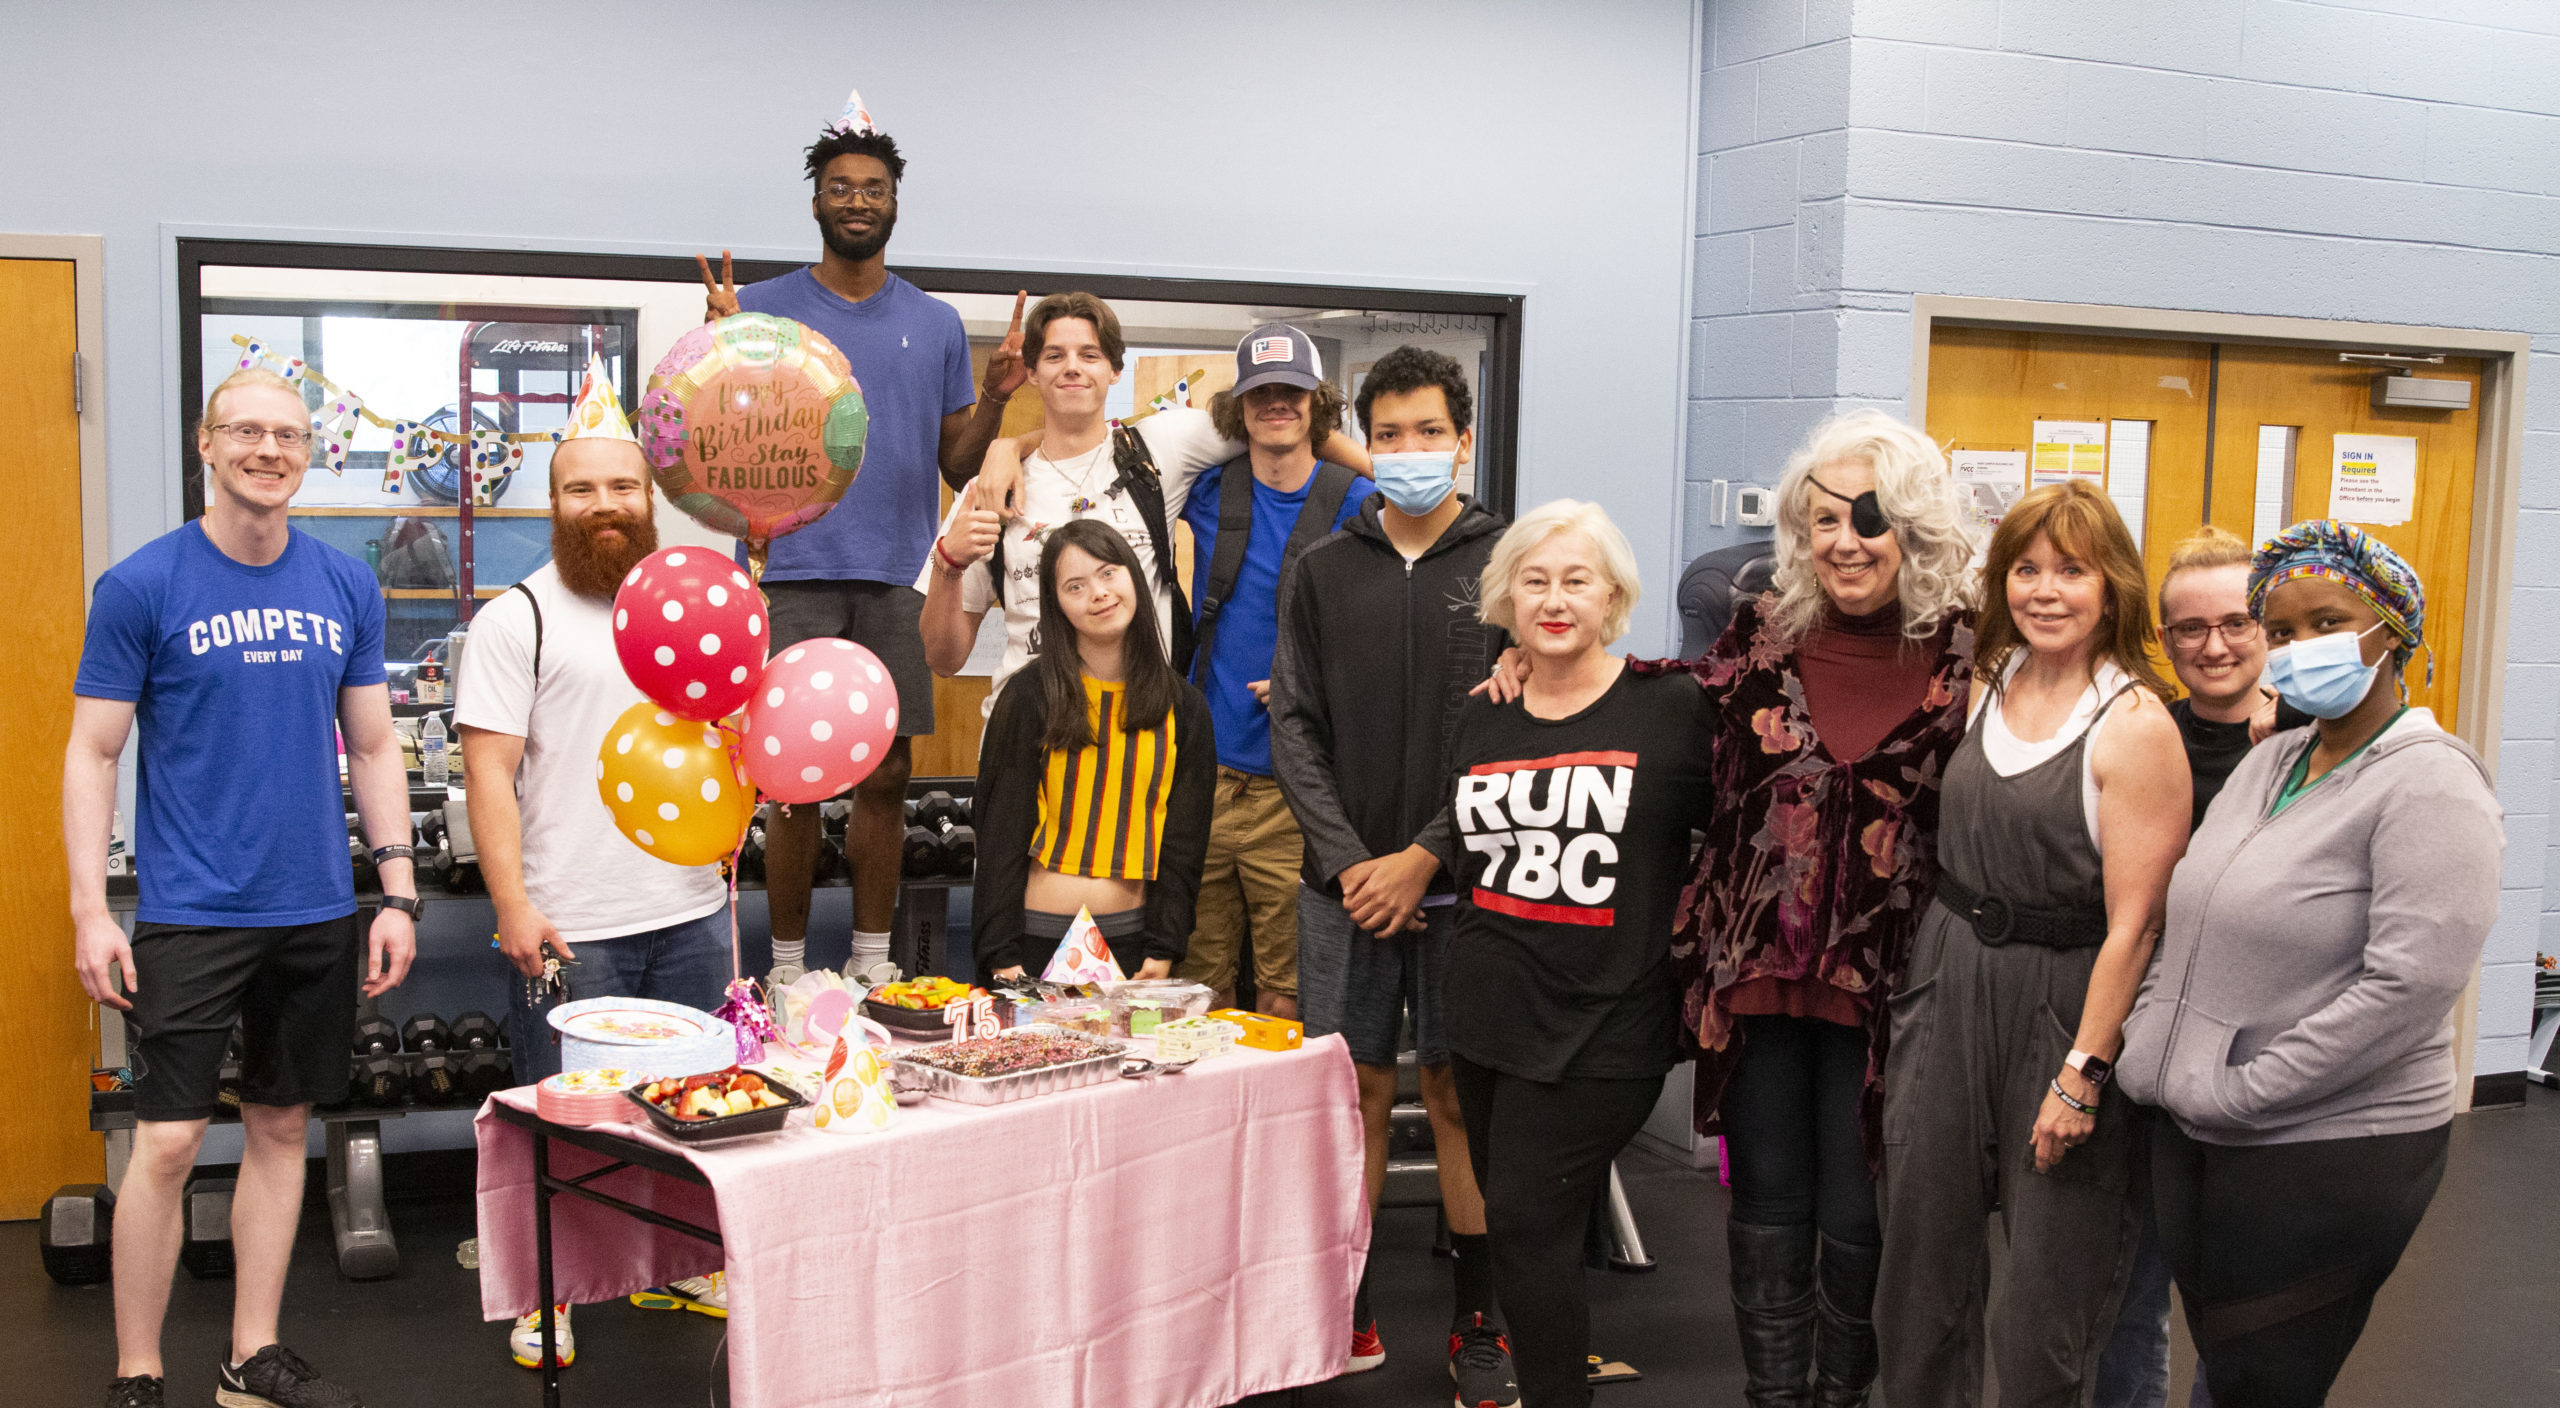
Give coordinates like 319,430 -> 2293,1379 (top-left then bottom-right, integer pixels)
1925,327 -> 2215,592
2205,347 -> 2481,729
0,257 -> 100,1216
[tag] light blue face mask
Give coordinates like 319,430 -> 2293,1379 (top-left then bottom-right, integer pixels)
1371,450 -> 1456,515
2263,619 -> 2390,719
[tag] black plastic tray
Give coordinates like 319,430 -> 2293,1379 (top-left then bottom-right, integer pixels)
862,996 -> 970,1040
623,1076 -> 807,1143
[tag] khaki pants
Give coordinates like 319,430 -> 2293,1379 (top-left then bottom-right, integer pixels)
1178,768 -> 1301,998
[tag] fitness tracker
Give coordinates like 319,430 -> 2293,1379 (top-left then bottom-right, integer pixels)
2065,1049 -> 2114,1087
379,894 -> 425,921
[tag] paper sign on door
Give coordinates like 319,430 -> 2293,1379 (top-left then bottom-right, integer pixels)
2031,421 -> 2107,486
2328,434 -> 2417,527
1951,450 -> 2027,533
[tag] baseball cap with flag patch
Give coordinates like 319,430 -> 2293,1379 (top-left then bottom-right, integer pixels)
1232,323 -> 1323,395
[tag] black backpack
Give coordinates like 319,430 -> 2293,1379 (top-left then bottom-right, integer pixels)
987,425 -> 1196,669
1188,454 -> 1359,685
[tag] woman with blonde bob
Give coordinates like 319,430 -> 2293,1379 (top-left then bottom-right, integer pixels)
1442,500 -> 1716,1408
1475,411 -> 1979,1406
1876,481 -> 2191,1408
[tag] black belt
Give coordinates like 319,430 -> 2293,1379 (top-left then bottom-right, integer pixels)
1933,870 -> 2109,950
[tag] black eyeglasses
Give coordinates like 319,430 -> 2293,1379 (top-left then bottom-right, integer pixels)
2165,616 -> 2263,649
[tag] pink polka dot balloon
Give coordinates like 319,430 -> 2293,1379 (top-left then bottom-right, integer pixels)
611,546 -> 769,721
741,638 -> 900,804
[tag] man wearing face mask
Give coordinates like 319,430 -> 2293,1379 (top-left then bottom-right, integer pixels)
1269,347 -> 1517,1395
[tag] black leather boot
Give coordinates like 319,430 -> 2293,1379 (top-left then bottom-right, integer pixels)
1812,1233 -> 1882,1408
1729,1220 -> 1816,1408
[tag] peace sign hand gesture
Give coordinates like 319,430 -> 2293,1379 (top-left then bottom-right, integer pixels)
981,290 -> 1030,403
697,250 -> 740,322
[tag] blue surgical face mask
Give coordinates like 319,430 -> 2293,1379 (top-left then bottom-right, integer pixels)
2263,619 -> 2390,719
1371,450 -> 1456,516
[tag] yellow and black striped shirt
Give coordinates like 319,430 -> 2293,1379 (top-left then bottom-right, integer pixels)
1031,676 -> 1180,880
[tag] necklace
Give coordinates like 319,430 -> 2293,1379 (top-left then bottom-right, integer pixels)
1040,441 -> 1111,515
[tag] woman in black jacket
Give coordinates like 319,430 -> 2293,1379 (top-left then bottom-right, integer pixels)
972,519 -> 1216,981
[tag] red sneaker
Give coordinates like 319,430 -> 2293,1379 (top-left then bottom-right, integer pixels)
1345,1319 -> 1386,1374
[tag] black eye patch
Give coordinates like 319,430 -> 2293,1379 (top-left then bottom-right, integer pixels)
1807,475 -> 1889,539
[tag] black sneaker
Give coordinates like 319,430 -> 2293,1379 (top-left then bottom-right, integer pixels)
1449,1313 -> 1520,1408
104,1375 -> 163,1408
216,1345 -> 364,1408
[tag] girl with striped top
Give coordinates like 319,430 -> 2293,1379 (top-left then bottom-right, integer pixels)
972,519 -> 1217,982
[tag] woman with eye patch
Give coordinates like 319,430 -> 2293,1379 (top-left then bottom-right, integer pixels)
2119,523 -> 2501,1408
1486,409 -> 1981,1406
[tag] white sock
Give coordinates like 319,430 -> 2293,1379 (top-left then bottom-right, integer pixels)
851,930 -> 890,970
771,939 -> 805,970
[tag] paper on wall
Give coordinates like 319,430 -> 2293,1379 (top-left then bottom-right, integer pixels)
2031,420 -> 2107,486
2106,420 -> 2151,550
1950,450 -> 2027,533
2328,434 -> 2417,527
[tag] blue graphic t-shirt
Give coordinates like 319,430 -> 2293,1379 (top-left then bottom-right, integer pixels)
737,269 -> 976,585
1181,460 -> 1371,776
75,523 -> 387,926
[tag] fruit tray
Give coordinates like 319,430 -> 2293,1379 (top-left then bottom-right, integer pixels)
623,1077 -> 808,1143
889,1032 -> 1127,1106
862,996 -> 966,1039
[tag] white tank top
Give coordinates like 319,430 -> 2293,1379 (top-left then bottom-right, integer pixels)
1970,655 -> 2132,855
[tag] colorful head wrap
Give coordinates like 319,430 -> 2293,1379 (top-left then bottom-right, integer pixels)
2247,520 -> 2427,679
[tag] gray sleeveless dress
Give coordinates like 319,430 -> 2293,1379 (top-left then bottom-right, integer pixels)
1874,683 -> 2144,1408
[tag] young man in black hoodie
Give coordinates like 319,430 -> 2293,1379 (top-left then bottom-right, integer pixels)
1270,347 -> 1517,1404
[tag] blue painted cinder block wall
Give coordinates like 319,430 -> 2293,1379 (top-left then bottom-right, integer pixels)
1687,0 -> 2560,1077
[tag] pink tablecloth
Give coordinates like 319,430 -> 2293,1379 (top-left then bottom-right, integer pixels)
475,1035 -> 1370,1408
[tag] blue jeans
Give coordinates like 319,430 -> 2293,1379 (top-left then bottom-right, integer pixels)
507,908 -> 734,1085
2095,1191 -> 2212,1408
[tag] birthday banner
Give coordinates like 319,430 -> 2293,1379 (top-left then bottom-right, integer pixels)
229,334 -> 566,504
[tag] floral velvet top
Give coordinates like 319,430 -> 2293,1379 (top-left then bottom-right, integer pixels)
1631,596 -> 1974,1150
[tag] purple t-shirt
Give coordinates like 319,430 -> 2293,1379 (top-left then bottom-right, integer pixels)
736,268 -> 976,584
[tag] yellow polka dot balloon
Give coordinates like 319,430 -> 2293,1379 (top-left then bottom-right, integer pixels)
595,701 -> 755,866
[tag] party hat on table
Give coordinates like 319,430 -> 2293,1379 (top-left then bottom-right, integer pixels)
814,1033 -> 895,1135
555,354 -> 637,443
829,87 -> 879,136
1040,906 -> 1126,989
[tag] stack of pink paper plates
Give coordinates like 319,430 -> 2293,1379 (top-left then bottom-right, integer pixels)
536,1068 -> 644,1126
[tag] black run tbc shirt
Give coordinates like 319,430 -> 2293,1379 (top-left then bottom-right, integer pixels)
1442,668 -> 1715,1083
2170,694 -> 2312,831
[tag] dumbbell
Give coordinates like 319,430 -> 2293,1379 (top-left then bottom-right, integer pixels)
402,1014 -> 453,1054
349,833 -> 378,893
935,819 -> 976,877
350,1051 -> 408,1107
902,823 -> 945,877
450,1011 -> 512,1099
820,798 -> 853,838
402,1014 -> 460,1103
911,790 -> 966,832
180,1177 -> 236,1278
39,1185 -> 115,1285
352,1011 -> 399,1060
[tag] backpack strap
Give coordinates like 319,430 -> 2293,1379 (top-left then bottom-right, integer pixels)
1106,425 -> 1194,672
1189,459 -> 1361,686
508,580 -> 544,687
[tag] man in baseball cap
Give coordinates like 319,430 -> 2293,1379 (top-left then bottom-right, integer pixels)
1172,323 -> 1370,1022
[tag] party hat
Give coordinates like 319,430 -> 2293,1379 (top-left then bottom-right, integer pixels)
555,354 -> 637,443
1039,907 -> 1126,988
814,1034 -> 895,1134
829,87 -> 878,136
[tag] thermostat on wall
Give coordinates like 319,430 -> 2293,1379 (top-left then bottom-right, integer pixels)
1734,485 -> 1776,527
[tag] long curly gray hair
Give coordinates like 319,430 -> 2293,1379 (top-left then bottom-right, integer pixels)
1763,409 -> 1977,645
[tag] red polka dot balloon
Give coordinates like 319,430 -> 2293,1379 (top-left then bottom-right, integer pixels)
741,638 -> 900,804
611,547 -> 769,721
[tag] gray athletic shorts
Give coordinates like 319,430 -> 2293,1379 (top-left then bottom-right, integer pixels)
760,578 -> 935,737
1297,884 -> 1452,1069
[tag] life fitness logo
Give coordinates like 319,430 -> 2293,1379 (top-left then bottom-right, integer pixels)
1456,751 -> 1633,926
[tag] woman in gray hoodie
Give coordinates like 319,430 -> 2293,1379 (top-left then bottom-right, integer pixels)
2118,521 -> 2503,1408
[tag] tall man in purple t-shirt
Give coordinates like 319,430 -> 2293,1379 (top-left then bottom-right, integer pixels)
698,110 -> 1023,984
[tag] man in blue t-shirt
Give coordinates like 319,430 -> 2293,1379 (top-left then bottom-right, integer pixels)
696,117 -> 1024,985
68,368 -> 417,1408
1176,324 -> 1372,1020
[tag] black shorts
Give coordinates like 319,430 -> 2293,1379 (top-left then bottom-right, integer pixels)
127,914 -> 361,1121
760,579 -> 935,736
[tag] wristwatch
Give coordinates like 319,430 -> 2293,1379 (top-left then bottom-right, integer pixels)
2065,1049 -> 2114,1087
379,894 -> 425,921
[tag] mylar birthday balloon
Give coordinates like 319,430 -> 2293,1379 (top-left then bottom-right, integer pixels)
596,702 -> 756,866
741,639 -> 899,804
611,547 -> 769,720
637,313 -> 868,545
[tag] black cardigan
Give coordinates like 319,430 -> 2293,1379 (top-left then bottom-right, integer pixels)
970,672 -> 1217,974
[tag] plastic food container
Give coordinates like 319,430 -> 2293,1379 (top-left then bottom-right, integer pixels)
1014,999 -> 1112,1036
624,1075 -> 807,1143
861,997 -> 963,1040
1153,1017 -> 1244,1064
1104,980 -> 1215,1037
891,1034 -> 1127,1106
547,997 -> 736,1081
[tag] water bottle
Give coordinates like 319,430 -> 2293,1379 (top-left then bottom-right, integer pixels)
423,712 -> 450,788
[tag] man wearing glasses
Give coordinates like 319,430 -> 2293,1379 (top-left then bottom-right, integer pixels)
68,367 -> 416,1408
696,101 -> 1021,991
2092,523 -> 2305,1408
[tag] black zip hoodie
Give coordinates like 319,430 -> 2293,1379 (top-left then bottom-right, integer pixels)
1269,493 -> 1510,893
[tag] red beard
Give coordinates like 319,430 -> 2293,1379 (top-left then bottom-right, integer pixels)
552,509 -> 659,600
